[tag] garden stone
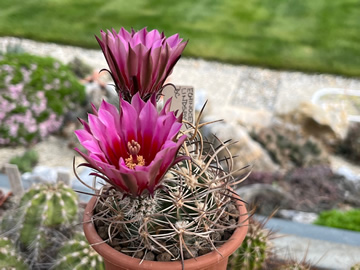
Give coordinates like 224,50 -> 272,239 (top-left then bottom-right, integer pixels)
85,81 -> 107,109
278,209 -> 318,224
336,166 -> 360,183
22,166 -> 70,186
214,106 -> 273,133
330,173 -> 360,207
236,184 -> 294,216
279,102 -> 349,144
201,115 -> 279,173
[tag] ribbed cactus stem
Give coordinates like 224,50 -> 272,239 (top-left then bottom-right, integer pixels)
2,182 -> 79,267
0,237 -> 28,270
19,182 -> 78,249
52,234 -> 104,270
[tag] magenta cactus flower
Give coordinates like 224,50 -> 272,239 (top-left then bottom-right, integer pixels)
75,93 -> 187,196
96,27 -> 188,102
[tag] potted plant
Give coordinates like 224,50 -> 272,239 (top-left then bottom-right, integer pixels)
75,27 -> 249,270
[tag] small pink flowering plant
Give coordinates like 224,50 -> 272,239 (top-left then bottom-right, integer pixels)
77,27 -> 247,265
0,53 -> 85,145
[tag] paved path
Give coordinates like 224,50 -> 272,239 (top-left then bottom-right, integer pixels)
256,216 -> 360,269
272,235 -> 360,270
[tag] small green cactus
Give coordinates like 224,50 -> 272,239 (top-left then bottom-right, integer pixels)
18,182 -> 78,248
52,233 -> 104,270
1,182 -> 79,268
0,237 -> 28,270
228,218 -> 272,270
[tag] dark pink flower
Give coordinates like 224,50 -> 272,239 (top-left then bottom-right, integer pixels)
75,93 -> 187,196
96,27 -> 187,101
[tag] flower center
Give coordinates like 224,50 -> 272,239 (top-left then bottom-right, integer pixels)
125,140 -> 145,169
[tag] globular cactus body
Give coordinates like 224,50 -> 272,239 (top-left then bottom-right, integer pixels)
1,182 -> 80,267
228,218 -> 271,270
18,182 -> 78,248
52,233 -> 104,270
0,237 -> 28,270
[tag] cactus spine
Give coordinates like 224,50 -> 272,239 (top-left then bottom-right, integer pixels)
52,233 -> 104,270
0,237 -> 28,270
280,262 -> 312,270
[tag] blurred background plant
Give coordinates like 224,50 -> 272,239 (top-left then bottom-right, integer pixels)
0,237 -> 28,270
314,208 -> 360,232
228,217 -> 274,270
52,232 -> 105,270
0,53 -> 86,146
9,149 -> 39,173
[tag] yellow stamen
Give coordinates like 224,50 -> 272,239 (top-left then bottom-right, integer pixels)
125,155 -> 145,169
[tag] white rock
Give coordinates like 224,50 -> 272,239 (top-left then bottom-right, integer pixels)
336,166 -> 360,183
201,115 -> 279,173
22,166 -> 70,185
278,209 -> 318,224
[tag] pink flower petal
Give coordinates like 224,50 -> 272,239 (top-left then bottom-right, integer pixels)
75,97 -> 188,196
97,27 -> 187,102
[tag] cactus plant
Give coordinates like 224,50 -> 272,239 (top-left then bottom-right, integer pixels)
78,116 -> 248,263
0,237 -> 28,270
75,27 -> 249,268
18,182 -> 78,248
227,217 -> 273,270
52,233 -> 104,270
251,123 -> 329,170
0,182 -> 79,267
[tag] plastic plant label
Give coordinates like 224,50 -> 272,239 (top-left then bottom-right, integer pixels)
162,85 -> 195,125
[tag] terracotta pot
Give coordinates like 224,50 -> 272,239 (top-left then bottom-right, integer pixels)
83,195 -> 248,270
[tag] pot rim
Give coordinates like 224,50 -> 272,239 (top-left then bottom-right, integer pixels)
83,193 -> 248,269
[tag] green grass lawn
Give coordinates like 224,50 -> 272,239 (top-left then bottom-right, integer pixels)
1,0 -> 360,77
